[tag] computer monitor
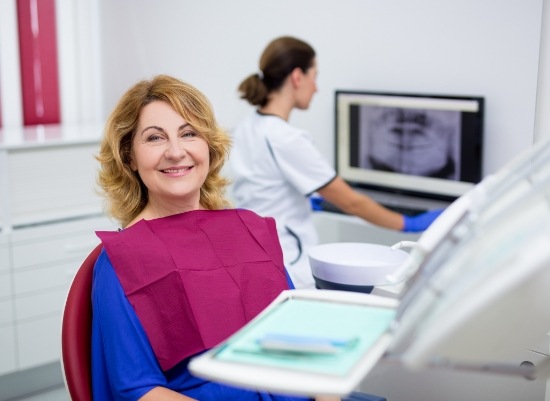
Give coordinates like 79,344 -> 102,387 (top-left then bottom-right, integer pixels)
335,90 -> 484,200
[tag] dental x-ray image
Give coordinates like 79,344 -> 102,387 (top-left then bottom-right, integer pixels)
358,106 -> 461,180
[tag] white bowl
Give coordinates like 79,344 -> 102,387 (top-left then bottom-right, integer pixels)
308,242 -> 409,287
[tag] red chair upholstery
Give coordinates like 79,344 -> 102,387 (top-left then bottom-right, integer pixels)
61,244 -> 102,401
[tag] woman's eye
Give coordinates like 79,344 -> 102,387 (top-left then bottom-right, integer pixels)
181,131 -> 198,138
146,133 -> 164,142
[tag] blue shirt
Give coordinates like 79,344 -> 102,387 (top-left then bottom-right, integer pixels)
91,249 -> 308,401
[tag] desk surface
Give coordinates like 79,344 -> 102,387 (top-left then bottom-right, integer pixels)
355,187 -> 453,211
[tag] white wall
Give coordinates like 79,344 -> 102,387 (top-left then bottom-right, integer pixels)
56,1 -> 103,125
0,1 -> 23,127
535,0 -> 550,142
97,0 -> 544,177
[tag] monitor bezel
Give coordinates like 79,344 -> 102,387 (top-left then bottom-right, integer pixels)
334,90 -> 484,201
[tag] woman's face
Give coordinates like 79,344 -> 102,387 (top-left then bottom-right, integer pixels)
295,58 -> 318,110
130,100 -> 210,213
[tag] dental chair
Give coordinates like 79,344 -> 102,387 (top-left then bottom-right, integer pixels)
61,243 -> 102,401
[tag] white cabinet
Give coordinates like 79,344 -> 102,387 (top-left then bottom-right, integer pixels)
0,325 -> 16,375
0,124 -> 104,231
9,215 -> 117,371
0,233 -> 10,298
0,125 -> 119,374
2,213 -> 119,373
0,232 -> 15,375
6,144 -> 102,227
0,233 -> 9,271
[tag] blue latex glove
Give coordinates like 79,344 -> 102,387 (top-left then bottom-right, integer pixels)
309,196 -> 324,211
403,208 -> 445,232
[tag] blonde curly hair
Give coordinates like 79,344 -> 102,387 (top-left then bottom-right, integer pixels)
97,75 -> 231,227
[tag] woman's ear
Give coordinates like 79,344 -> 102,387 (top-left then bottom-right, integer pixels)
290,67 -> 303,88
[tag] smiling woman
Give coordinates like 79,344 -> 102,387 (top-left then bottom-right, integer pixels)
129,101 -> 211,221
91,74 -> 335,401
96,74 -> 231,228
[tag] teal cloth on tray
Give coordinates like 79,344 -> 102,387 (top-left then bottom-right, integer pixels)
214,298 -> 396,376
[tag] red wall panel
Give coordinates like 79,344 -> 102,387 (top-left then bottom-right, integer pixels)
0,82 -> 3,128
17,0 -> 60,125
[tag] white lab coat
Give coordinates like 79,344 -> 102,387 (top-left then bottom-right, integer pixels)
230,111 -> 336,288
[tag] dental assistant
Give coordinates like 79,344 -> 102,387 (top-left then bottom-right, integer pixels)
230,36 -> 443,289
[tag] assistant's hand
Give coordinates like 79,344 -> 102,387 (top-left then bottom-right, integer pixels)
402,208 -> 445,232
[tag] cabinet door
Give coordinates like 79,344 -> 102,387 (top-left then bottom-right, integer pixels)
16,315 -> 61,370
7,143 -> 103,227
0,234 -> 8,272
12,215 -> 114,261
9,215 -> 117,370
0,229 -> 14,375
0,325 -> 16,374
0,299 -> 13,326
0,233 -> 13,375
15,288 -> 67,321
0,271 -> 11,299
12,234 -> 100,271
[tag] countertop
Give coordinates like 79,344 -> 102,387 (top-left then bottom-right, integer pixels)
0,123 -> 104,150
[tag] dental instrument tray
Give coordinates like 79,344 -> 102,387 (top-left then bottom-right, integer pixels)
189,289 -> 398,397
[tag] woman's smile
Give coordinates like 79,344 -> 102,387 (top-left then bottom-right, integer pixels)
160,166 -> 194,175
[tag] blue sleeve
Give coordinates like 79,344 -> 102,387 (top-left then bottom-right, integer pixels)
91,249 -> 167,401
285,269 -> 296,289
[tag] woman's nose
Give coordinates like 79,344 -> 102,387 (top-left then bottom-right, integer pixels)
164,140 -> 186,159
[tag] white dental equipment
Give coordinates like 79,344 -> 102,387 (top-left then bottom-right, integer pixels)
189,138 -> 550,396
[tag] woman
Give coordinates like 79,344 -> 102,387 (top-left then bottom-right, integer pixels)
231,36 -> 442,289
91,74 -> 337,401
